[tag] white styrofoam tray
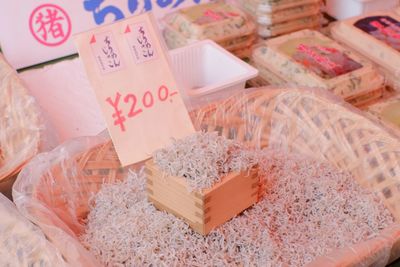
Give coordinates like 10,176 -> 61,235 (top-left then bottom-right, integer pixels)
170,40 -> 258,109
18,40 -> 258,143
326,0 -> 399,20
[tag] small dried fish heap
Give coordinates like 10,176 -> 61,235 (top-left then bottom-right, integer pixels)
147,132 -> 260,235
152,132 -> 256,191
238,0 -> 322,39
163,2 -> 257,58
81,133 -> 394,266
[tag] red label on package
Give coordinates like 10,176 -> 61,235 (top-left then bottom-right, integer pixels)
125,22 -> 158,64
91,31 -> 124,74
293,44 -> 362,79
354,16 -> 400,52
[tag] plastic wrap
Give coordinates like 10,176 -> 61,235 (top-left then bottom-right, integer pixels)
257,15 -> 321,38
164,2 -> 254,40
252,30 -> 385,101
0,53 -> 56,198
236,0 -> 322,38
13,87 -> 400,266
239,0 -> 321,13
163,2 -> 256,58
0,193 -> 67,266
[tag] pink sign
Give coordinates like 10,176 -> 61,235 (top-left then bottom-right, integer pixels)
29,4 -> 71,47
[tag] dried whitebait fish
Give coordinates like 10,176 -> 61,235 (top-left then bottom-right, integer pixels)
153,132 -> 257,191
81,150 -> 394,267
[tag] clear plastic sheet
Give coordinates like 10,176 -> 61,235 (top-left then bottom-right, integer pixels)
13,87 -> 400,266
0,53 -> 56,198
0,193 -> 67,266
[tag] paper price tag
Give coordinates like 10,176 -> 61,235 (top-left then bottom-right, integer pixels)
74,12 -> 195,166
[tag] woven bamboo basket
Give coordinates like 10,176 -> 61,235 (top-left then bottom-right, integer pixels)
13,87 -> 400,266
0,54 -> 41,197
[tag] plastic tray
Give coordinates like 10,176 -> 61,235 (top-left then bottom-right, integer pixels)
326,0 -> 399,20
170,40 -> 258,109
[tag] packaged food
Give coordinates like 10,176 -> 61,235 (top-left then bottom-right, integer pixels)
256,3 -> 321,26
366,93 -> 400,128
331,12 -> 400,82
0,193 -> 67,266
252,61 -> 288,85
252,30 -> 384,99
164,2 -> 255,42
258,15 -> 321,38
0,53 -> 47,198
164,23 -> 256,51
240,0 -> 321,13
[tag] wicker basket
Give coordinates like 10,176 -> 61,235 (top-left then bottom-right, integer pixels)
0,54 -> 41,196
13,87 -> 400,266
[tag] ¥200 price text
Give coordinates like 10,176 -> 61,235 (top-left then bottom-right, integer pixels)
106,85 -> 178,132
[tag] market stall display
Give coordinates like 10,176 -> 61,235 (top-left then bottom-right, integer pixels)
252,29 -> 385,106
331,11 -> 400,91
0,193 -> 67,266
238,0 -> 322,38
12,88 -> 400,266
0,54 -> 44,197
163,2 -> 257,58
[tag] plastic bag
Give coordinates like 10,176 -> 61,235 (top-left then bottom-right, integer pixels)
0,53 -> 57,198
13,87 -> 400,266
0,193 -> 67,266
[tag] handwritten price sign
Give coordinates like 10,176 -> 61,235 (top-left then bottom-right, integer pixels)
107,85 -> 178,132
74,12 -> 194,166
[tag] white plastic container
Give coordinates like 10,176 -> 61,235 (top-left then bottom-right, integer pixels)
170,40 -> 258,109
326,0 -> 399,20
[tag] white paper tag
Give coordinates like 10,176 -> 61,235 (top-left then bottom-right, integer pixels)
91,31 -> 124,74
126,22 -> 158,64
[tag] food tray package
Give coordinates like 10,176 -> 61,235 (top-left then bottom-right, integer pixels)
239,0 -> 321,13
331,11 -> 400,81
252,30 -> 385,99
12,87 -> 400,266
0,193 -> 67,266
366,93 -> 400,129
164,23 -> 256,51
252,61 -> 289,85
0,53 -> 56,197
164,2 -> 255,42
256,3 -> 321,26
257,15 -> 321,38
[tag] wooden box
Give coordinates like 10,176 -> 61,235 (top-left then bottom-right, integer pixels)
145,160 -> 262,235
